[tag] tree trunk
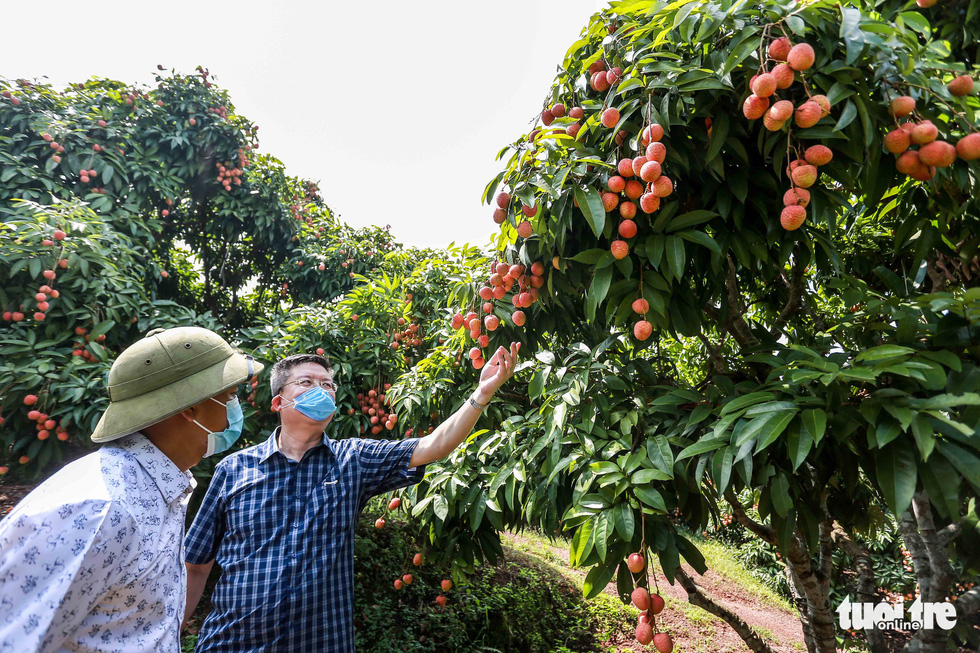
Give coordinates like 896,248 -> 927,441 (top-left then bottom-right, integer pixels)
675,567 -> 776,653
832,524 -> 889,653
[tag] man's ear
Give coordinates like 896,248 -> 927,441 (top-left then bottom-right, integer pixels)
179,405 -> 198,422
270,394 -> 282,413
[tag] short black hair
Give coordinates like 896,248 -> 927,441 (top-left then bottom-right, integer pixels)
270,354 -> 334,397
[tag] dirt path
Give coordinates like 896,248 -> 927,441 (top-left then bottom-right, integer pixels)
502,531 -> 806,653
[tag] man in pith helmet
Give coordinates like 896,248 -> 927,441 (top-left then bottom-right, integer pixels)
0,326 -> 263,653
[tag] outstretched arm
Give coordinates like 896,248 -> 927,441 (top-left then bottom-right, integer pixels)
409,342 -> 520,467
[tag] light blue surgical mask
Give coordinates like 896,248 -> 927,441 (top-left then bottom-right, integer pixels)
279,386 -> 336,422
194,396 -> 244,457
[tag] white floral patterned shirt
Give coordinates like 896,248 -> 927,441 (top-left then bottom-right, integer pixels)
0,433 -> 194,653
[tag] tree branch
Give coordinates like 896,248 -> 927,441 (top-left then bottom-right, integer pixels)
725,491 -> 776,544
724,254 -> 760,348
772,247 -> 806,335
832,523 -> 889,653
675,567 -> 777,653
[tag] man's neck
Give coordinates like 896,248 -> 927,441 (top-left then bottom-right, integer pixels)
277,425 -> 324,462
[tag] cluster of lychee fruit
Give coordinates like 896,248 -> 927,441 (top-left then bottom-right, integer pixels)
390,319 -> 423,351
606,123 -> 675,262
214,154 -> 246,193
741,37 -> 831,232
884,81 -> 979,181
353,385 -> 398,436
538,102 -> 587,140
70,326 -> 107,363
1,230 -> 68,324
451,259 -> 544,367
492,191 -> 542,239
626,552 -> 672,651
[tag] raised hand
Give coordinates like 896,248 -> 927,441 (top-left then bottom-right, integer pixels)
476,342 -> 521,397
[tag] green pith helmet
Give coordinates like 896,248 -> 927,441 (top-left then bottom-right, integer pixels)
90,326 -> 264,443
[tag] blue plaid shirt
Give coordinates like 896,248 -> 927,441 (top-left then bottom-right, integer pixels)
184,427 -> 427,652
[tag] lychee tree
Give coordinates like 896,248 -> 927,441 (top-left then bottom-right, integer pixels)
388,1 -> 980,652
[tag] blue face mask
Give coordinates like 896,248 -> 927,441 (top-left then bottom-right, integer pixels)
280,386 -> 337,422
194,396 -> 245,457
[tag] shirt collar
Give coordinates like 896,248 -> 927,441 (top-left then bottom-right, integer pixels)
113,432 -> 194,504
259,426 -> 335,463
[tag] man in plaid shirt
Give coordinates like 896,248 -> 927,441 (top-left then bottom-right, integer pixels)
183,343 -> 520,652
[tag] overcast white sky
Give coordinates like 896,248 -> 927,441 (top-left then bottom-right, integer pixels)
4,1 -> 603,249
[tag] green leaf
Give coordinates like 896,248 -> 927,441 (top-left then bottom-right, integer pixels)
771,472 -> 792,518
753,411 -> 797,454
574,187 -> 606,238
586,266 -> 613,322
668,210 -> 719,232
665,235 -> 685,280
855,345 -> 914,362
786,421 -> 812,471
570,519 -> 595,567
801,409 -> 827,446
595,511 -> 611,562
647,436 -> 674,476
677,230 -> 722,255
877,441 -> 918,516
676,436 -> 727,461
721,392 -> 777,416
614,503 -> 635,541
433,495 -> 449,521
583,560 -> 618,599
634,486 -> 667,512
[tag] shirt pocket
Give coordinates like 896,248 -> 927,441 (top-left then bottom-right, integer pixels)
310,479 -> 356,535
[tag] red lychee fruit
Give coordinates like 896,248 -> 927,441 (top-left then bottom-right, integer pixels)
642,124 -> 664,144
772,63 -> 795,89
640,161 -> 662,182
652,176 -> 673,197
918,140 -> 956,167
654,632 -> 674,653
631,298 -> 649,314
512,310 -> 526,326
601,108 -> 620,128
626,552 -> 646,574
948,75 -> 974,97
783,187 -> 810,207
636,620 -> 654,645
794,101 -> 821,128
911,121 -> 938,145
625,180 -> 644,200
611,240 -> 629,259
885,129 -> 911,154
517,221 -> 533,238
541,109 -> 555,126
634,320 -> 653,340
781,205 -> 806,231
619,219 -> 637,238
552,103 -> 566,117
751,73 -> 777,98
791,164 -> 818,188
495,192 -> 510,209
787,43 -> 815,71
620,202 -> 637,220
607,175 -> 626,193
640,192 -> 663,213
768,37 -> 791,61
602,192 -> 620,212
742,94 -> 769,120
441,579 -> 453,592
645,142 -> 666,163
956,133 -> 980,160
804,145 -> 833,166
618,158 -> 635,177
889,96 -> 915,118
569,106 -> 584,119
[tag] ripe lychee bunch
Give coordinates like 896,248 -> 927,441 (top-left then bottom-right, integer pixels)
540,103 -> 586,140
603,121 -> 674,260
356,385 -> 398,435
451,260 -> 544,367
882,91 -> 979,180
390,321 -> 423,352
586,60 -> 624,94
